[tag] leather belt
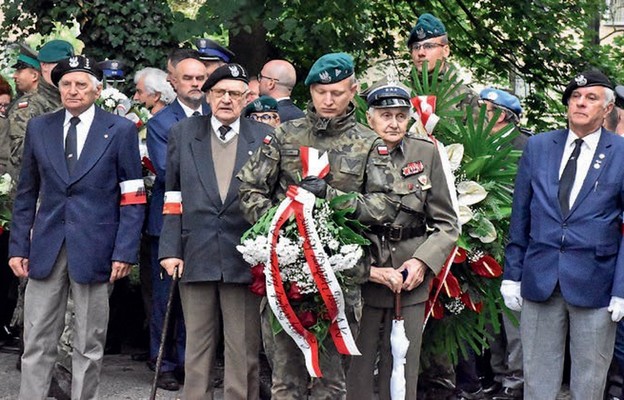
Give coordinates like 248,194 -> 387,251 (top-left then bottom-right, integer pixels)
369,222 -> 426,242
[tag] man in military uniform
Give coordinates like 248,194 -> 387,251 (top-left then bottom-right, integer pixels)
407,13 -> 479,115
238,53 -> 401,399
5,40 -> 74,182
244,95 -> 281,128
480,87 -> 531,151
346,80 -> 458,400
195,38 -> 235,76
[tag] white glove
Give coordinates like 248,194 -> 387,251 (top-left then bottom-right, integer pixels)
608,296 -> 624,322
500,280 -> 523,312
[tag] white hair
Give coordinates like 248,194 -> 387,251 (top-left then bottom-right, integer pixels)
134,67 -> 176,104
604,87 -> 615,107
88,75 -> 102,91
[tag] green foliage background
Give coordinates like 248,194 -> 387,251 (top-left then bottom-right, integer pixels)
1,0 -> 623,131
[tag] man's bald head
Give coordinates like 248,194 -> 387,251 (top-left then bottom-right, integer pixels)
258,59 -> 297,97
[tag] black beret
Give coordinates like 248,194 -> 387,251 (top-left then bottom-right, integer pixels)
201,63 -> 248,92
51,55 -> 103,87
562,70 -> 614,106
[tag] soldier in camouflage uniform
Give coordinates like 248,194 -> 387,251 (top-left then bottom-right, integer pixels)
5,40 -> 74,183
408,13 -> 479,117
238,53 -> 402,399
346,80 -> 458,400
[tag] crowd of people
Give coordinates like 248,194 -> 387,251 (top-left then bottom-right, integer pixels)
1,10 -> 624,400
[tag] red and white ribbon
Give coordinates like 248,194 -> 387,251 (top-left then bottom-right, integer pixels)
423,246 -> 458,330
411,96 -> 440,134
119,179 -> 147,205
162,191 -> 182,215
263,147 -> 359,377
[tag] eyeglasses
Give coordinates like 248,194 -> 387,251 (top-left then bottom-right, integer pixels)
0,103 -> 9,109
411,42 -> 446,52
210,88 -> 246,100
257,73 -> 280,83
250,113 -> 279,121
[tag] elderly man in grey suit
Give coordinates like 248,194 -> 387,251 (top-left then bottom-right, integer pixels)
159,63 -> 273,400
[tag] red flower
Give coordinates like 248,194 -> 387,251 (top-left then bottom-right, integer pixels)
460,292 -> 483,313
433,271 -> 462,298
454,248 -> 467,264
297,310 -> 317,328
249,264 -> 266,296
425,298 -> 445,320
469,254 -> 502,278
287,282 -> 303,301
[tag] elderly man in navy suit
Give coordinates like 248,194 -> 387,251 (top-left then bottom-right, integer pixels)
8,55 -> 145,399
502,70 -> 624,400
159,63 -> 272,400
146,49 -> 208,390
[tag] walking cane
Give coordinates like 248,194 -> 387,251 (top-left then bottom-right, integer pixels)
149,266 -> 179,400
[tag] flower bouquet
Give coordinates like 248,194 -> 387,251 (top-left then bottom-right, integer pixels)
237,146 -> 369,377
97,87 -> 132,116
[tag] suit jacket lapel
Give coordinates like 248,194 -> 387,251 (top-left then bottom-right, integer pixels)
190,117 -> 222,207
568,128 -> 612,217
223,119 -> 257,208
70,107 -> 114,184
45,110 -> 70,183
548,129 -> 567,217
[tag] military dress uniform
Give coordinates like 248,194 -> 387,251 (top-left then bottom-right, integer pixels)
238,102 -> 401,398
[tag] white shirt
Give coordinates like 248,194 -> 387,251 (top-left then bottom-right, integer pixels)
178,100 -> 202,118
558,128 -> 601,207
63,105 -> 95,159
211,116 -> 240,143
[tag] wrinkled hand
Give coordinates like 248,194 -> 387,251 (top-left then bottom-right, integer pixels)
299,176 -> 327,198
109,261 -> 132,283
500,280 -> 523,312
398,258 -> 427,291
608,296 -> 624,322
369,266 -> 404,293
160,257 -> 184,279
8,257 -> 29,278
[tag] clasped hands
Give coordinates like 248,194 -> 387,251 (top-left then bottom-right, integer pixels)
370,258 -> 427,293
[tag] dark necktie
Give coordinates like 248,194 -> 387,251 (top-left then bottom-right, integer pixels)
218,125 -> 231,141
192,111 -> 201,117
65,116 -> 80,173
558,138 -> 584,216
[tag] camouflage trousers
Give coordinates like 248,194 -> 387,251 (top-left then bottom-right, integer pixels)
11,277 -> 78,373
261,299 -> 361,400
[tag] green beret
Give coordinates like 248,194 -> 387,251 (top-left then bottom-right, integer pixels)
38,40 -> 74,63
245,95 -> 279,117
304,53 -> 354,86
407,13 -> 447,48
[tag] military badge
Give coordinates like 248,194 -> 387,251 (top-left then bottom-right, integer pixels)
263,135 -> 273,144
282,149 -> 300,157
199,39 -> 207,48
229,65 -> 240,77
486,91 -> 498,101
416,27 -> 425,39
377,145 -> 389,155
319,71 -> 331,83
18,101 -> 28,109
111,61 -> 119,70
68,56 -> 79,68
253,100 -> 263,112
418,174 -> 432,190
401,161 -> 424,177
575,74 -> 587,86
334,69 -> 341,78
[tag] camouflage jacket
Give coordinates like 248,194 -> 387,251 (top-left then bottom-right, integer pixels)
237,102 -> 403,288
3,80 -> 62,182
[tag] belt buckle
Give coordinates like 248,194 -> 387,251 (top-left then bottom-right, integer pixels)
388,225 -> 403,241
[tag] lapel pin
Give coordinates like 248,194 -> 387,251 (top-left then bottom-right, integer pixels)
104,134 -> 109,139
599,153 -> 605,159
593,163 -> 601,169
248,150 -> 253,155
